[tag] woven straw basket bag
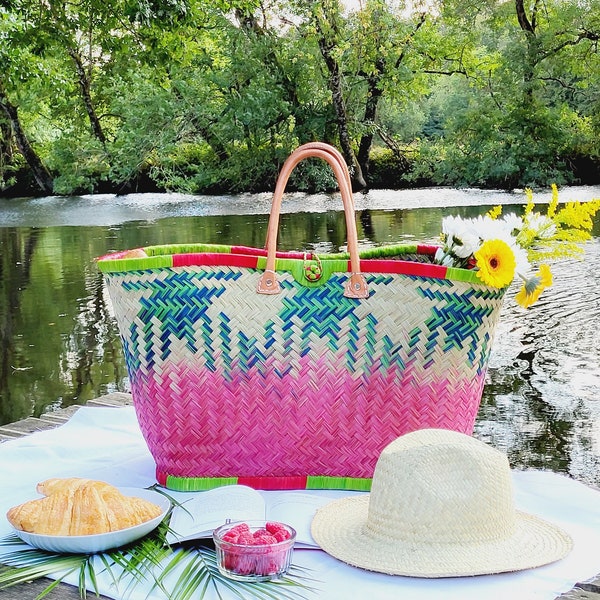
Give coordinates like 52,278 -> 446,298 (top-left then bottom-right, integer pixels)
98,142 -> 506,491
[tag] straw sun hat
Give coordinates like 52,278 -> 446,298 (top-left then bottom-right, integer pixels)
311,428 -> 572,577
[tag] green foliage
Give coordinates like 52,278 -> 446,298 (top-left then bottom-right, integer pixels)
49,136 -> 110,195
0,521 -> 315,600
151,143 -> 285,194
2,0 -> 600,196
367,146 -> 412,189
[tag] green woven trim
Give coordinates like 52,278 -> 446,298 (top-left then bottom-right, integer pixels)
162,474 -> 372,491
306,476 -> 372,491
165,475 -> 239,491
98,242 -> 495,288
359,244 -> 419,259
144,243 -> 232,256
446,266 -> 491,285
274,257 -> 349,287
325,243 -> 419,261
97,255 -> 173,273
256,255 -> 351,287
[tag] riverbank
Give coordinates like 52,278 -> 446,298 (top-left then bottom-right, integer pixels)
1,392 -> 600,600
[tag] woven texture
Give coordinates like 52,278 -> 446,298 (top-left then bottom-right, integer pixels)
103,261 -> 505,490
310,429 -> 573,576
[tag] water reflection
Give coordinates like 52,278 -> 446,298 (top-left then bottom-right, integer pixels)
477,233 -> 600,485
1,191 -> 599,488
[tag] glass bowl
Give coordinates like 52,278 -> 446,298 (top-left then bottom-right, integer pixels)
213,520 -> 296,582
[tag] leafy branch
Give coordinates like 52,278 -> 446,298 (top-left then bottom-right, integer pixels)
0,520 -> 315,600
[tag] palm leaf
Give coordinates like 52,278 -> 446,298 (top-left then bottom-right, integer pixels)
0,536 -> 99,598
0,519 -> 315,600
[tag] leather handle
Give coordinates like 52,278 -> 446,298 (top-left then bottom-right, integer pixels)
257,142 -> 368,299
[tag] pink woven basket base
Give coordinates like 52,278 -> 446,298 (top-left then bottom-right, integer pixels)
131,354 -> 485,481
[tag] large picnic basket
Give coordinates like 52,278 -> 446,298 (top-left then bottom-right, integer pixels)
98,142 -> 506,491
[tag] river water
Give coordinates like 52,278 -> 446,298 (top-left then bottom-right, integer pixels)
1,186 -> 599,486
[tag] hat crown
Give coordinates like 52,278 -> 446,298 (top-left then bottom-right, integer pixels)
366,429 -> 516,544
311,428 -> 573,577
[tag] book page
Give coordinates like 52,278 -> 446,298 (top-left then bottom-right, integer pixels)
264,492 -> 337,549
166,485 -> 265,544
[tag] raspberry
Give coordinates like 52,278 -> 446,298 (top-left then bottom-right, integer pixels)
255,556 -> 280,576
217,522 -> 293,578
253,528 -> 269,537
266,522 -> 291,541
252,533 -> 278,545
236,532 -> 254,545
228,523 -> 250,536
233,553 -> 255,575
223,552 -> 237,571
272,530 -> 289,542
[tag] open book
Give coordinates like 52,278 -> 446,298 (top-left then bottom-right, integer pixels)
166,485 -> 337,549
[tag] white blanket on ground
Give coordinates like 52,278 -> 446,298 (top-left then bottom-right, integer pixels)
1,406 -> 599,600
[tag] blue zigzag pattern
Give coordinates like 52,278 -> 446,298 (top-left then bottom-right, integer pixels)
120,270 -> 501,376
122,270 -> 239,371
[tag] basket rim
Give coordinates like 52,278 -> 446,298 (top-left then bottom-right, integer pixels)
96,242 -> 486,286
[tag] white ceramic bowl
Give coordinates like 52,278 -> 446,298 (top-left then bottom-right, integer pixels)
11,487 -> 171,554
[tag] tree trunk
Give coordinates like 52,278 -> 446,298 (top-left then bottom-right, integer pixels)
356,13 -> 426,184
514,0 -> 538,102
0,87 -> 53,194
515,0 -> 536,35
68,47 -> 107,145
0,116 -> 13,164
357,61 -> 384,182
317,38 -> 367,190
313,3 -> 367,190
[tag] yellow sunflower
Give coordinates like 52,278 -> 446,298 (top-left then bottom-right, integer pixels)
515,264 -> 553,308
474,239 -> 517,288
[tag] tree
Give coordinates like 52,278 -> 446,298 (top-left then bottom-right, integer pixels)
301,0 -> 452,187
0,85 -> 53,193
307,0 -> 366,188
414,0 -> 600,188
2,0 -> 600,195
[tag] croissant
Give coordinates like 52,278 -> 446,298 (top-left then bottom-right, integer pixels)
7,478 -> 163,536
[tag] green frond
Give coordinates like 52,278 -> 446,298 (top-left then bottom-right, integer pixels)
0,529 -> 314,600
0,537 -> 87,589
38,576 -> 70,599
0,552 -> 86,590
97,554 -> 121,590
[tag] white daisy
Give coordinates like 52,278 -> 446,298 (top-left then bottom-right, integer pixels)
500,212 -> 524,235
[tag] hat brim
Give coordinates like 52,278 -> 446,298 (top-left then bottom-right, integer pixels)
311,496 -> 573,578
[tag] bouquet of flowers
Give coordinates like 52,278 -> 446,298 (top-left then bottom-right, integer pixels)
434,185 -> 600,308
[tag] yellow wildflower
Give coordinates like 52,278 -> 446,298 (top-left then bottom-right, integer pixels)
524,188 -> 535,216
474,239 -> 517,288
555,200 -> 600,232
515,264 -> 553,308
547,183 -> 559,218
487,205 -> 503,220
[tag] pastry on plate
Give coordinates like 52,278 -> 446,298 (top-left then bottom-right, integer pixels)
7,478 -> 163,536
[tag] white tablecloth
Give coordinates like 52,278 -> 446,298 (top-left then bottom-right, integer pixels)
2,406 -> 600,600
